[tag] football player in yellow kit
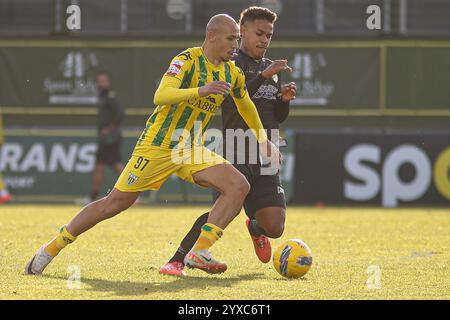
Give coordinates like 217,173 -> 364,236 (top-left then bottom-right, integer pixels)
25,14 -> 280,276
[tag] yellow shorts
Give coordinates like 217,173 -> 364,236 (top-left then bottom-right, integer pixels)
115,145 -> 228,192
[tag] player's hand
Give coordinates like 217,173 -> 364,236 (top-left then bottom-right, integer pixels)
280,82 -> 297,102
198,81 -> 231,97
260,140 -> 282,169
261,60 -> 292,79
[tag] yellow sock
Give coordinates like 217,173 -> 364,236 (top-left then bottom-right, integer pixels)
192,223 -> 223,251
44,226 -> 77,257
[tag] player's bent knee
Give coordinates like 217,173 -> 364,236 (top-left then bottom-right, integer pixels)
260,218 -> 285,238
222,173 -> 250,200
265,223 -> 284,238
232,177 -> 250,199
240,179 -> 251,195
256,208 -> 286,238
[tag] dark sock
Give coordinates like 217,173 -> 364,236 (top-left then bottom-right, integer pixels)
248,219 -> 266,237
90,191 -> 99,202
169,212 -> 209,264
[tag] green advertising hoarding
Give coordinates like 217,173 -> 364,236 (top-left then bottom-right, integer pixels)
2,41 -> 450,114
0,46 -> 182,108
387,47 -> 450,109
269,47 -> 380,109
1,130 -> 296,203
0,42 -> 379,111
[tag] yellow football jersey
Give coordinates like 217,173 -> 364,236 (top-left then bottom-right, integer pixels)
134,47 -> 248,152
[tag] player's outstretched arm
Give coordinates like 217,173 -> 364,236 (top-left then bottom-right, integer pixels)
153,76 -> 199,106
233,93 -> 281,166
233,92 -> 267,143
154,78 -> 232,106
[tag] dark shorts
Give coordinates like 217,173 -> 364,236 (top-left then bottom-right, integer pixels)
213,164 -> 286,218
96,142 -> 122,166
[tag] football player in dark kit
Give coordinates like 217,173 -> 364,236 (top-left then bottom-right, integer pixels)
160,6 -> 297,276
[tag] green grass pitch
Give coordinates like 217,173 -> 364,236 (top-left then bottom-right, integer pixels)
1,205 -> 449,299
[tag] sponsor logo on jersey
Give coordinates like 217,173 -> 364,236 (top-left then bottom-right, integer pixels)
166,59 -> 185,76
253,84 -> 278,100
177,51 -> 193,61
187,97 -> 218,113
205,96 -> 216,104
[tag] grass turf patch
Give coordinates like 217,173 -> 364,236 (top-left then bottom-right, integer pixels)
1,205 -> 449,299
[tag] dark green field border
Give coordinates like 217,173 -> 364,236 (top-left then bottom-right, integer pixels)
2,39 -> 450,117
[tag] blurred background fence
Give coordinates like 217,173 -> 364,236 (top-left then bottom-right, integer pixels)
1,0 -> 450,37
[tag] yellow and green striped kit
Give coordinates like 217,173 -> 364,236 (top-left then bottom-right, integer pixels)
134,47 -> 247,152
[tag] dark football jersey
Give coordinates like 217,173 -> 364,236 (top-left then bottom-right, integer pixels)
221,49 -> 290,164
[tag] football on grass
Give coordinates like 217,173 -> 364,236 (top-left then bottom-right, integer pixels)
273,239 -> 312,278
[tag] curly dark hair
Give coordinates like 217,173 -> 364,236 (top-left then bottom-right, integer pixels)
239,6 -> 277,25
